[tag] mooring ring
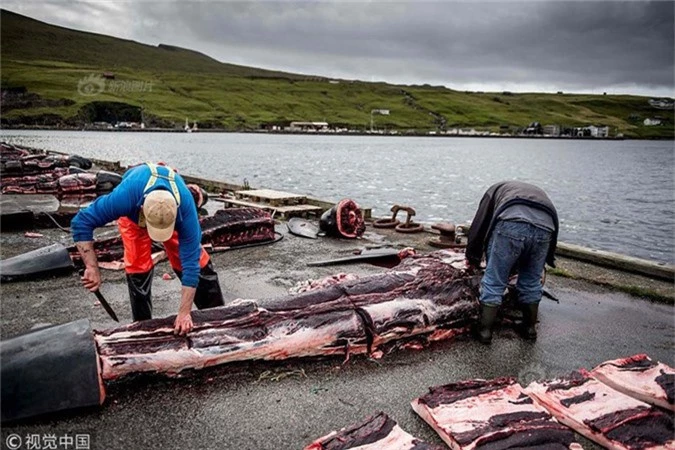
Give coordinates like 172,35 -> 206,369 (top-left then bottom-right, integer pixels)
373,218 -> 400,229
395,222 -> 424,233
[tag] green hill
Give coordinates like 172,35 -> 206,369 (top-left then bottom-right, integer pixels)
1,9 -> 672,137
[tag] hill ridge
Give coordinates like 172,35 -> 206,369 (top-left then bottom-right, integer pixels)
1,9 -> 672,137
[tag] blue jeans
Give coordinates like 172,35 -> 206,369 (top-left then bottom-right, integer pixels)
480,220 -> 552,306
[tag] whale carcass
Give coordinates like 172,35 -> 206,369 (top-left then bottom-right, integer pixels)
1,250 -> 479,421
95,251 -> 478,380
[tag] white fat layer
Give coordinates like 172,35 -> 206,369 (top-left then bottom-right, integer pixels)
100,314 -> 365,379
527,377 -> 648,422
411,399 -> 461,450
361,298 -> 468,324
427,384 -> 552,435
361,298 -> 438,321
591,360 -> 674,410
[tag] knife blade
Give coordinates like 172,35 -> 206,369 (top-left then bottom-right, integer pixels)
542,288 -> 560,303
80,269 -> 120,322
92,289 -> 119,322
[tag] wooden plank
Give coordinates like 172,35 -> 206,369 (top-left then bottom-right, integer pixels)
556,241 -> 674,281
236,189 -> 306,201
215,197 -> 323,215
236,189 -> 307,206
181,174 -> 244,194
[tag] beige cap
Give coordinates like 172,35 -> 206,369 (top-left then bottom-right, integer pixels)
143,190 -> 178,242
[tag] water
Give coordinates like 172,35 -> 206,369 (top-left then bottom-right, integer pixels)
2,130 -> 673,264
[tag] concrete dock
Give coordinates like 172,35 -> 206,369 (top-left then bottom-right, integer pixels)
1,223 -> 673,450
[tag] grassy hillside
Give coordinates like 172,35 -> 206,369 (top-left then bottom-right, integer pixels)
1,9 -> 672,137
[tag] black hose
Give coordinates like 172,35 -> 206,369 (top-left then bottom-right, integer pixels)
42,211 -> 71,233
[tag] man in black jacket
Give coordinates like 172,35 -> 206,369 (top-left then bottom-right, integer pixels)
466,181 -> 558,344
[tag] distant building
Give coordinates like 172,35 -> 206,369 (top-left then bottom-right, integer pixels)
572,125 -> 609,137
648,98 -> 674,110
523,122 -> 543,135
102,72 -> 115,80
115,121 -> 141,128
542,124 -> 560,136
574,127 -> 593,137
644,118 -> 663,126
289,121 -> 329,132
588,125 -> 609,137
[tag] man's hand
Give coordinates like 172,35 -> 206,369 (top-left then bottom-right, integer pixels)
76,241 -> 101,291
81,266 -> 101,292
174,286 -> 197,335
174,311 -> 193,335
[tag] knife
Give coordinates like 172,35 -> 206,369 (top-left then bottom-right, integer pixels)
542,288 -> 560,303
92,288 -> 119,322
80,269 -> 119,322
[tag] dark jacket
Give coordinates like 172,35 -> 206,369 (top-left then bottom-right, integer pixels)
465,181 -> 559,267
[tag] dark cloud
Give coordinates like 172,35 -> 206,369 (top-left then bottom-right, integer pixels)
4,1 -> 674,96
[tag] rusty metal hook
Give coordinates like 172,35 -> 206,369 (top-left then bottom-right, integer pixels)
393,205 -> 424,233
373,204 -> 403,228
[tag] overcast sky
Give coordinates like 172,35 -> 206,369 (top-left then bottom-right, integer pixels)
4,0 -> 674,96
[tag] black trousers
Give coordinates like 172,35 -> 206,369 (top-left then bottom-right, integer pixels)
127,260 -> 225,321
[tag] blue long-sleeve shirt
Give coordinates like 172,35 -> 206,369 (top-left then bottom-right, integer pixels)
71,164 -> 202,288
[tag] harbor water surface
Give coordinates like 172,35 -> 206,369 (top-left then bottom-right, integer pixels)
2,130 -> 673,264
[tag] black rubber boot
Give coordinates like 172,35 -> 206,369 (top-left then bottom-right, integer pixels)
127,269 -> 154,321
174,261 -> 224,310
520,302 -> 539,341
475,304 -> 499,345
193,261 -> 225,309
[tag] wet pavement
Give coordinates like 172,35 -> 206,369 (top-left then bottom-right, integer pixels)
1,224 -> 673,450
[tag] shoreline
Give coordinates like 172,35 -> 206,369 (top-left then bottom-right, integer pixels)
4,127 -> 668,140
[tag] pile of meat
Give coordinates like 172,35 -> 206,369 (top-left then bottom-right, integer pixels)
307,354 -> 673,450
94,251 -> 480,380
2,170 -> 122,197
591,354 -> 674,412
1,142 -> 91,176
412,378 -> 583,449
0,142 -> 123,197
525,369 -> 673,449
407,355 -> 674,450
305,412 -> 443,450
199,207 -> 276,249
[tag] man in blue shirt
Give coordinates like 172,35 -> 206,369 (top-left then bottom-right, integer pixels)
71,163 -> 224,335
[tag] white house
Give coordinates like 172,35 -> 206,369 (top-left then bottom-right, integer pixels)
588,125 -> 609,137
289,121 -> 329,132
542,124 -> 560,136
644,118 -> 663,126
